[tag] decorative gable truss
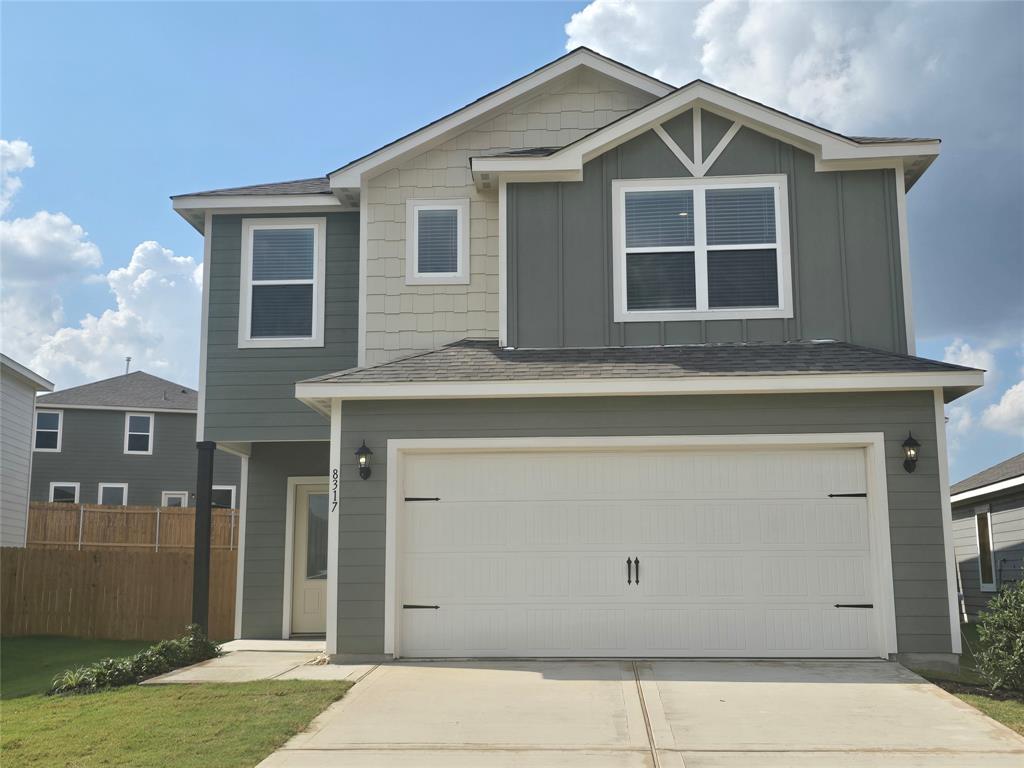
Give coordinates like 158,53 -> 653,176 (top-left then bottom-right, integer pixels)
651,107 -> 741,178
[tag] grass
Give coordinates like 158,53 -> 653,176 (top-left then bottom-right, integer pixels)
0,680 -> 351,768
1,636 -> 153,699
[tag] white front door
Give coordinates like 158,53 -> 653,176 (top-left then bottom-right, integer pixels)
397,446 -> 883,658
291,484 -> 329,635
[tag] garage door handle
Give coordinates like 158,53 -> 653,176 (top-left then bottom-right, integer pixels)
626,558 -> 632,585
634,557 -> 639,585
834,604 -> 873,609
403,604 -> 439,609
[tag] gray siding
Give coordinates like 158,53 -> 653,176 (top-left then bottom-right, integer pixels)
204,212 -> 358,443
29,409 -> 241,507
508,121 -> 907,353
333,390 -> 950,656
1,368 -> 37,546
240,440 -> 328,638
952,490 -> 1024,619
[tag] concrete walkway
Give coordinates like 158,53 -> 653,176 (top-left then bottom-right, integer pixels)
257,659 -> 1024,767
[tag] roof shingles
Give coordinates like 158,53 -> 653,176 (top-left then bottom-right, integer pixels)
952,453 -> 1024,496
37,371 -> 198,411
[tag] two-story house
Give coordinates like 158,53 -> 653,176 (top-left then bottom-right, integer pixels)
31,371 -> 240,509
172,48 -> 982,668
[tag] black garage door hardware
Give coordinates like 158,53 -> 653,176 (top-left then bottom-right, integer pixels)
403,604 -> 440,609
834,604 -> 873,608
404,497 -> 441,502
828,493 -> 867,498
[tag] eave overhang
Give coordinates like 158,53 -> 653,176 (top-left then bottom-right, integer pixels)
171,193 -> 357,234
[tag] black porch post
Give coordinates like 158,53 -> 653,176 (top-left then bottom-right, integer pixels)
192,440 -> 216,630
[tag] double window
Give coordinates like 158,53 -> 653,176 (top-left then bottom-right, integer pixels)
406,199 -> 470,284
124,412 -> 154,455
34,410 -> 62,452
239,218 -> 326,348
613,176 -> 791,322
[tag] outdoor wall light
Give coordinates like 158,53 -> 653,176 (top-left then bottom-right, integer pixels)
902,432 -> 920,473
355,441 -> 373,480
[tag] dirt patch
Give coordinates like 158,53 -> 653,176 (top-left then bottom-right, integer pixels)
931,678 -> 1024,703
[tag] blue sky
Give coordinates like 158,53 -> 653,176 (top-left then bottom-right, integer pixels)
2,1 -> 1021,481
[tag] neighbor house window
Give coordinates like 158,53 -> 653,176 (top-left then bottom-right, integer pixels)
976,506 -> 997,592
49,482 -> 79,503
239,218 -> 326,348
98,483 -> 128,506
34,410 -> 62,452
405,199 -> 470,284
613,176 -> 792,322
212,485 -> 236,509
124,412 -> 154,455
161,491 -> 189,507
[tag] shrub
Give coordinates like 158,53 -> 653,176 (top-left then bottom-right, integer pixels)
50,624 -> 221,695
974,580 -> 1024,691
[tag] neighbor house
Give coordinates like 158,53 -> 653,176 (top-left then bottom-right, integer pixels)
172,48 -> 982,666
1,354 -> 54,547
951,453 -> 1024,619
31,371 -> 240,509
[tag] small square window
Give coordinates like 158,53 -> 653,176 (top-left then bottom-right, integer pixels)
98,483 -> 128,506
34,410 -> 62,452
49,482 -> 79,503
212,486 -> 236,509
124,413 -> 153,455
162,491 -> 189,507
406,199 -> 470,285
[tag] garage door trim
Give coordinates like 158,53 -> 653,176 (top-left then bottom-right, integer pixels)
383,433 -> 897,658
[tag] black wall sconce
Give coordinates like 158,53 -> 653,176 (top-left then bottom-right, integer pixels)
355,441 -> 373,480
902,432 -> 920,473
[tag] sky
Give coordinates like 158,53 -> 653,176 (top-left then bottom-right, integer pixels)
1,0 -> 1021,481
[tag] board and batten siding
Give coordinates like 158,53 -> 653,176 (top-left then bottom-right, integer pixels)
29,409 -> 241,507
508,110 -> 907,353
204,212 -> 359,443
333,390 -> 950,657
1,366 -> 39,546
952,490 -> 1024,619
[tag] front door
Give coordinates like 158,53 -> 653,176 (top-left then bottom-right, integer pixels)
291,484 -> 329,635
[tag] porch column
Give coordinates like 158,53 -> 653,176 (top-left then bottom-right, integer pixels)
326,399 -> 342,656
192,439 -> 216,631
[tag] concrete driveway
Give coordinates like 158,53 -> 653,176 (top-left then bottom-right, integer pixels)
258,660 -> 1024,767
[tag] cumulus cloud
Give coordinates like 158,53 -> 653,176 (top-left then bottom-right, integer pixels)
943,338 -> 995,377
1,210 -> 103,282
982,382 -> 1024,437
0,139 -> 34,215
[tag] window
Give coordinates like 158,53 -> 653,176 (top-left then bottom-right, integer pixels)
211,485 -> 236,509
124,412 -> 154,455
49,482 -> 79,503
98,483 -> 128,506
613,176 -> 792,322
976,507 -> 997,592
239,218 -> 326,348
33,410 -> 62,452
161,491 -> 189,508
405,199 -> 470,285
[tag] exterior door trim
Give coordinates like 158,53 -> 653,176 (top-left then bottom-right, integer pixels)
282,475 -> 329,639
384,433 -> 898,659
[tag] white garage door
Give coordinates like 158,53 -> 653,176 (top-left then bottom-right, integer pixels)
397,446 -> 881,658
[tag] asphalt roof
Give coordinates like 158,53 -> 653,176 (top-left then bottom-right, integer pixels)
952,452 -> 1024,496
171,177 -> 332,198
37,371 -> 198,411
303,339 -> 976,386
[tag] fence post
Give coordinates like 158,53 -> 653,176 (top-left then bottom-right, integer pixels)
155,506 -> 161,552
229,508 -> 235,551
77,505 -> 85,550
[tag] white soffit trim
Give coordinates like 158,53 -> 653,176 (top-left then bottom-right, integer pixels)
32,403 -> 197,415
172,194 -> 348,212
950,474 -> 1024,504
328,49 -> 673,189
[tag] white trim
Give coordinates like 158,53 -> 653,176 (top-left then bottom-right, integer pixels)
357,180 -> 368,367
700,121 -> 742,176
233,456 -> 249,639
297,369 -> 983,405
238,217 -> 326,349
197,210 -> 212,440
894,162 -> 916,354
975,505 -> 997,592
161,491 -> 189,507
933,389 -> 963,654
33,408 -> 63,452
36,403 -> 196,415
405,199 -> 470,285
97,483 -> 128,506
0,354 -> 53,391
281,475 -> 329,639
383,433 -> 898,659
498,179 -> 508,347
123,412 -> 154,455
326,400 -> 342,654
48,481 -> 79,503
951,474 -> 1024,504
173,194 -> 348,213
693,106 -> 703,169
212,484 -> 237,509
611,175 -> 793,323
652,125 -> 698,176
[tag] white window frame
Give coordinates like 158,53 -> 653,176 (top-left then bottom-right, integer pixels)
212,485 -> 237,509
161,491 -> 189,507
124,412 -> 154,455
612,174 -> 793,322
97,483 -> 128,506
405,198 -> 470,285
33,409 -> 63,453
49,481 -> 80,503
975,505 -> 997,592
238,217 -> 327,349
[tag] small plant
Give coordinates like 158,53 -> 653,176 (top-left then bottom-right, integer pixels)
974,580 -> 1024,691
49,625 -> 221,695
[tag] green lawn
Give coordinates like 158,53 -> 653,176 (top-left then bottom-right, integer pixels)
1,636 -> 153,699
1,680 -> 350,768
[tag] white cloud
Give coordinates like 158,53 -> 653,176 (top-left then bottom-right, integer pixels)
982,381 -> 1024,437
1,210 -> 103,283
0,139 -> 34,215
943,338 -> 995,377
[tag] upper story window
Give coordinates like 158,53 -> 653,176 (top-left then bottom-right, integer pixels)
239,217 -> 326,348
612,175 -> 792,322
34,409 -> 62,452
405,199 -> 470,285
124,412 -> 154,455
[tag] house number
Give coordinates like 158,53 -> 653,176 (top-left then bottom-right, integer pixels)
331,468 -> 339,515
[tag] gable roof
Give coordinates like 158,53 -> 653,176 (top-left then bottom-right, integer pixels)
37,371 -> 198,412
1,354 -> 54,392
951,453 -> 1024,498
